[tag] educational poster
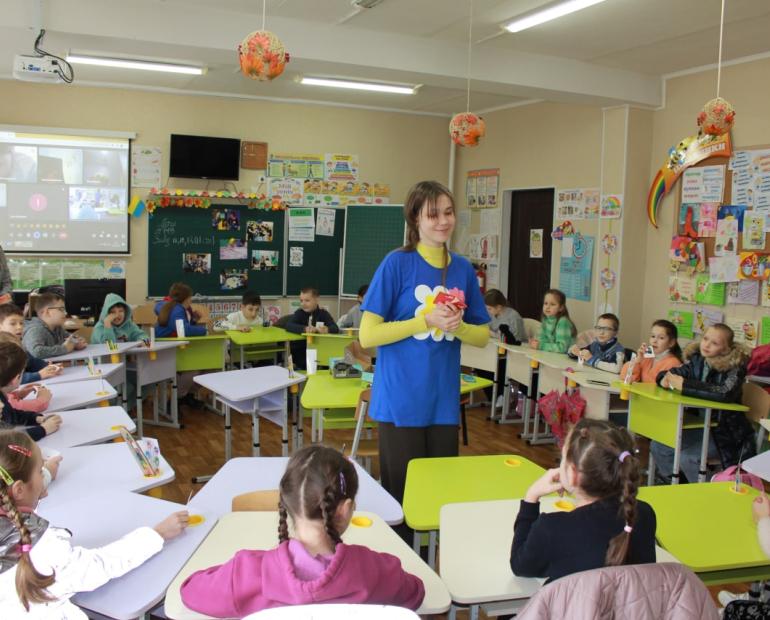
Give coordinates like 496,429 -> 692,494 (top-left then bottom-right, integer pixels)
339,181 -> 373,206
697,203 -> 718,237
268,178 -> 304,206
182,253 -> 211,274
714,218 -> 738,256
372,183 -> 391,205
695,274 -> 726,306
479,209 -> 499,235
529,229 -> 543,258
325,154 -> 359,182
288,208 -> 315,242
468,234 -> 498,260
730,149 -> 770,208
668,274 -> 696,304
316,208 -> 336,237
246,220 -> 274,242
600,194 -> 622,219
583,189 -> 600,219
219,239 -> 248,260
9,258 -> 118,289
267,153 -> 325,179
681,165 -> 725,203
130,146 -> 162,188
738,252 -> 770,280
486,261 -> 500,288
668,309 -> 694,340
303,180 -> 342,207
465,175 -> 477,208
725,317 -> 759,348
743,212 -> 766,250
104,260 -> 127,279
708,256 -> 740,283
556,188 -> 593,220
251,250 -> 279,271
763,281 -> 770,307
559,234 -> 594,302
289,247 -> 303,267
678,203 -> 699,237
466,169 -> 500,208
693,307 -> 724,335
726,280 -> 760,305
220,269 -> 247,291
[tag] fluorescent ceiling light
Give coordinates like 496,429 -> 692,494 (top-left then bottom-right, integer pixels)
66,54 -> 206,75
504,0 -> 608,33
300,76 -> 416,95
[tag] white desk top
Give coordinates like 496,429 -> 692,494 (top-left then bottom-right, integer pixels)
194,366 -> 306,402
564,369 -> 620,392
24,362 -> 124,387
500,343 -> 532,356
744,448 -> 770,482
40,442 -> 175,505
132,340 -> 190,354
164,511 -> 450,619
191,457 -> 403,525
748,375 -> 770,386
37,406 -> 135,451
36,490 -> 216,620
439,497 -> 679,606
46,341 -> 141,362
46,380 -> 118,412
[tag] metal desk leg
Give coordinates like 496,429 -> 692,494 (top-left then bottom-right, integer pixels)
672,405 -> 684,485
428,530 -> 437,569
281,395 -> 289,457
225,404 -> 232,462
699,408 -> 713,483
252,408 -> 261,457
647,451 -> 655,486
240,344 -> 245,370
135,386 -> 144,438
413,531 -> 421,554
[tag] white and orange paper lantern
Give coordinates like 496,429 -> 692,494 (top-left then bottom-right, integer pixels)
238,30 -> 290,81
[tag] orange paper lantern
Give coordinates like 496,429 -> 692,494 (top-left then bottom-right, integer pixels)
697,97 -> 735,136
449,113 -> 486,147
238,30 -> 289,81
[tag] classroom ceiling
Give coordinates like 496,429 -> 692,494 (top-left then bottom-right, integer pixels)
3,0 -> 770,115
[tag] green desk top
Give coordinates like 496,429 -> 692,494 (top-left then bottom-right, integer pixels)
460,376 -> 494,394
300,372 -> 368,409
612,381 -> 748,411
639,482 -> 769,573
403,455 -> 545,531
158,334 -> 228,342
226,327 -> 305,345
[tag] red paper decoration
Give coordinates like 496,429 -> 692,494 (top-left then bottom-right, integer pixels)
449,113 -> 486,147
238,30 -> 290,81
697,97 -> 735,137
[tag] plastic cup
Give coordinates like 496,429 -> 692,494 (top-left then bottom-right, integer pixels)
620,387 -> 630,401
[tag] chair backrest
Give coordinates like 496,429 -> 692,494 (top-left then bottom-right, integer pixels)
742,381 -> 770,424
132,303 -> 158,326
523,318 -> 541,340
350,388 -> 373,459
232,489 -> 280,512
244,605 -> 419,619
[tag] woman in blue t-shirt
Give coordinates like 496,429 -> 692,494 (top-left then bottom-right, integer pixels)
359,180 -> 490,509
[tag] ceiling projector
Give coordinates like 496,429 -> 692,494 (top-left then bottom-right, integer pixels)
13,54 -> 64,83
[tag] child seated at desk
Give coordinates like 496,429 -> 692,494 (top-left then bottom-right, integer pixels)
285,287 -> 340,369
220,291 -> 262,332
0,333 -> 52,414
0,305 -> 62,386
485,288 -> 525,344
0,341 -> 60,442
652,323 -> 753,484
90,292 -> 147,344
0,430 -> 189,618
154,283 -> 207,338
180,445 -> 425,615
529,289 -> 576,354
338,284 -> 368,329
620,319 -> 682,383
568,313 -> 626,373
510,419 -> 656,583
21,293 -> 86,359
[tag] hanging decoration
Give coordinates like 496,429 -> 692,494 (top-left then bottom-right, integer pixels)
144,188 -> 284,215
449,0 -> 485,147
599,268 -> 616,290
237,1 -> 290,81
646,0 -> 734,228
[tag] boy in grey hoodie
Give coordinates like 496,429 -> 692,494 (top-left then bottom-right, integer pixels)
22,292 -> 86,358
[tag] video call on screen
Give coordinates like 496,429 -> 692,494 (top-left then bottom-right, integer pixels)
0,132 -> 130,253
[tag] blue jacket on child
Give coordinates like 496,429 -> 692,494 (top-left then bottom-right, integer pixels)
569,337 -> 626,373
153,300 -> 207,338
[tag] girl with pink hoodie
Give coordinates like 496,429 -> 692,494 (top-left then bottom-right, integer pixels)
180,445 -> 425,616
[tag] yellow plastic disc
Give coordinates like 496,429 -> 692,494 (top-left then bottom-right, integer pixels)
554,499 -> 576,512
728,485 -> 749,495
504,458 -> 521,467
351,516 -> 373,527
188,515 -> 205,527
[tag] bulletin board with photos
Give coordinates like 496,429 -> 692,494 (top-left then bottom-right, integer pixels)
667,143 -> 770,346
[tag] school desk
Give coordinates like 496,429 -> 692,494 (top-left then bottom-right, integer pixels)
498,344 -> 537,432
562,367 -> 625,420
46,379 -> 118,411
132,340 -> 189,436
25,361 -> 124,386
741,442 -> 770,482
305,332 -> 357,367
461,340 -> 504,420
45,341 -> 141,363
614,381 -> 749,484
41,442 -> 175,505
37,406 -> 135,451
193,366 -> 306,459
164,511 -> 450,620
402,454 -> 545,568
36,489 -> 216,620
439,497 -> 680,620
158,334 -> 228,372
639,482 -> 770,584
226,326 -> 305,369
189,456 -> 403,525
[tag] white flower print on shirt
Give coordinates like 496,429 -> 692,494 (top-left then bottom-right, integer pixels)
413,284 -> 455,342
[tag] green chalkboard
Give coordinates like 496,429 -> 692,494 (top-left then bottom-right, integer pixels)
342,205 -> 405,297
148,206 -> 285,297
286,207 -> 345,296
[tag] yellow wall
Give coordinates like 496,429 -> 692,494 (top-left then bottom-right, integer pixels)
0,81 -> 450,306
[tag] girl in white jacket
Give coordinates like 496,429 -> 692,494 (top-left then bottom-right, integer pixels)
0,430 -> 189,619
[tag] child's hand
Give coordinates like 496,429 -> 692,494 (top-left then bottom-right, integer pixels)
239,326 -> 251,333
14,384 -> 39,400
317,325 -> 330,334
753,493 -> 770,523
154,511 -> 190,540
36,386 -> 52,403
41,415 -> 63,435
662,372 -> 683,391
74,337 -> 87,350
103,312 -> 115,328
524,468 -> 563,503
64,338 -> 76,352
304,326 -> 318,334
568,344 -> 580,357
39,364 -> 61,379
637,343 -> 648,359
44,455 -> 63,481
579,350 -> 592,362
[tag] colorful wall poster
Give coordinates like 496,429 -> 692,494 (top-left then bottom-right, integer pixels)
325,154 -> 359,182
678,203 -> 700,238
693,306 -> 724,335
303,179 -> 341,207
717,204 -> 747,232
529,229 -> 543,258
743,212 -> 767,250
468,234 -> 498,260
287,207 -> 315,242
714,218 -> 738,256
697,203 -> 718,237
738,252 -> 770,280
316,208 -> 336,237
600,194 -> 622,219
668,309 -> 694,340
466,169 -> 500,209
267,153 -> 325,179
556,188 -> 597,220
268,178 -> 304,206
583,189 -> 599,219
681,165 -> 725,203
246,220 -> 274,242
708,255 -> 740,283
726,279 -> 760,305
130,145 -> 162,188
695,274 -> 726,306
559,234 -> 594,302
219,238 -> 248,260
725,317 -> 759,348
730,149 -> 770,208
668,274 -> 696,304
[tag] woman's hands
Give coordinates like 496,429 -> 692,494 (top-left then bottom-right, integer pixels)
424,303 -> 463,333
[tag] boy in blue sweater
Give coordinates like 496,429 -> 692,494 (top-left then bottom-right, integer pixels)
0,304 -> 62,383
568,313 -> 626,374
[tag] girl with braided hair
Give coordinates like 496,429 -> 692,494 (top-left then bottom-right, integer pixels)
510,419 -> 657,583
0,430 -> 188,618
181,445 -> 425,616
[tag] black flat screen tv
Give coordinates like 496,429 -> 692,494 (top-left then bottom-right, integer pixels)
169,134 -> 240,180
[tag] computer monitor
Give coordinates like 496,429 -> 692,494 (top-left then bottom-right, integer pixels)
11,290 -> 29,309
64,279 -> 126,319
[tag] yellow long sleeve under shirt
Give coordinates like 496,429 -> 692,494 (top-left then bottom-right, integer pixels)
359,242 -> 489,349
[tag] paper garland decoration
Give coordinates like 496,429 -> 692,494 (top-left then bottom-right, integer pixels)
449,113 -> 486,147
600,268 -> 616,290
238,30 -> 290,81
697,97 -> 736,137
601,234 -> 618,255
551,221 -> 575,240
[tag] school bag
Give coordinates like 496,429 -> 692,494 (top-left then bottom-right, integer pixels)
747,344 -> 770,378
710,465 -> 764,491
